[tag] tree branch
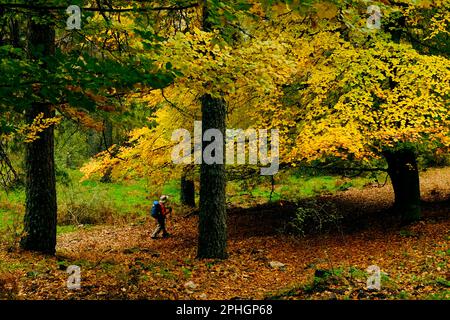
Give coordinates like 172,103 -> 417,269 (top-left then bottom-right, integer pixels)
0,3 -> 199,13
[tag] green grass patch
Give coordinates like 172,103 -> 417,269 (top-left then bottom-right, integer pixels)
0,260 -> 28,272
426,290 -> 450,300
349,266 -> 367,279
435,277 -> 450,288
0,167 -> 384,233
57,225 -> 92,235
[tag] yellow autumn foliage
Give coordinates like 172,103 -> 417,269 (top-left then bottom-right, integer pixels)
82,0 -> 450,184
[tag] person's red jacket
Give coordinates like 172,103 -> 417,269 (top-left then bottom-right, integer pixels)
160,203 -> 168,216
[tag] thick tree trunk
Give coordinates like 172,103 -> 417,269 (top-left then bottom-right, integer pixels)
384,148 -> 421,223
197,94 -> 227,259
20,19 -> 57,255
196,0 -> 228,259
180,169 -> 195,208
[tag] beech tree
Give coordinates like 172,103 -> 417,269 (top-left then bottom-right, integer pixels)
259,0 -> 450,223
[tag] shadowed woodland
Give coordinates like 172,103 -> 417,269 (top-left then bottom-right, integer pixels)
0,0 -> 449,300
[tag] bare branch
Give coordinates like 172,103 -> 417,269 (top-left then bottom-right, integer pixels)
0,2 -> 199,13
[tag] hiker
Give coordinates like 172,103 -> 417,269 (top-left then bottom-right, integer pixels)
150,195 -> 172,239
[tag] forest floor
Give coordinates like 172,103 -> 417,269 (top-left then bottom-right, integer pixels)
0,168 -> 449,300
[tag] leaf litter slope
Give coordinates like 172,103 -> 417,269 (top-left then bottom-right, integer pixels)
1,168 -> 448,300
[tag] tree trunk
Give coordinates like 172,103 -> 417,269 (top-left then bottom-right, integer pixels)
87,129 -> 101,156
100,119 -> 115,183
10,18 -> 20,48
181,168 -> 195,208
384,148 -> 421,223
20,18 -> 57,255
197,94 -> 227,259
103,118 -> 114,148
196,0 -> 228,259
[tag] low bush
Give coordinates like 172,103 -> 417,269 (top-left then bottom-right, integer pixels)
289,199 -> 343,236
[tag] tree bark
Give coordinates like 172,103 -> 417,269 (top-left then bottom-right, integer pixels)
87,129 -> 101,156
384,148 -> 421,223
197,94 -> 227,259
100,119 -> 113,183
20,18 -> 57,255
180,168 -> 195,208
196,0 -> 228,259
9,18 -> 20,47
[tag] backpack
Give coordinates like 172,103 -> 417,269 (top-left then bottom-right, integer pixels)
151,201 -> 162,218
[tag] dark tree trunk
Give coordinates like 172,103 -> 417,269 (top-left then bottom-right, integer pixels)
9,18 -> 20,47
100,119 -> 113,183
100,167 -> 113,183
103,118 -> 113,148
181,169 -> 196,208
87,130 -> 101,156
196,0 -> 228,259
384,148 -> 421,223
20,18 -> 57,255
197,94 -> 227,259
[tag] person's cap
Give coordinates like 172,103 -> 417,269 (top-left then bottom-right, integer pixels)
159,195 -> 168,203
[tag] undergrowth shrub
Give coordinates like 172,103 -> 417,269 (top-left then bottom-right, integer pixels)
289,199 -> 343,236
0,213 -> 22,251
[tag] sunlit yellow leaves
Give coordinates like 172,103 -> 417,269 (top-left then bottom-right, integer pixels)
285,38 -> 450,163
313,2 -> 338,20
148,27 -> 299,103
425,13 -> 450,40
82,0 -> 450,181
80,101 -> 190,184
18,113 -> 62,143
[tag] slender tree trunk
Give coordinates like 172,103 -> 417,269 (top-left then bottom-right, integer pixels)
181,168 -> 195,208
100,119 -> 113,183
10,18 -> 20,47
197,94 -> 227,259
103,118 -> 113,148
87,130 -> 101,156
20,18 -> 57,255
384,148 -> 421,223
